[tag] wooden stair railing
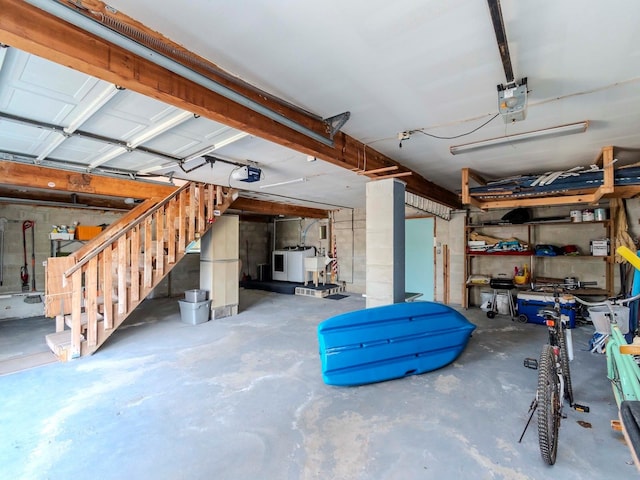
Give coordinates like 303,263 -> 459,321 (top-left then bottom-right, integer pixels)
44,182 -> 237,360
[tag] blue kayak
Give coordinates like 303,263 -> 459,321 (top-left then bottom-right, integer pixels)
318,301 -> 476,386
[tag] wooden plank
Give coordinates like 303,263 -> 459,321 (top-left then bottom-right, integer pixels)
178,189 -> 187,253
207,184 -> 214,222
467,169 -> 488,186
167,197 -> 176,264
188,183 -> 196,240
601,146 -> 615,194
355,166 -> 398,175
197,184 -> 205,233
44,256 -> 75,317
130,225 -> 140,302
86,257 -> 98,347
0,160 -> 176,199
477,192 -> 601,209
231,197 -> 328,218
117,236 -> 127,315
216,185 -> 222,207
102,244 -> 113,329
144,217 -> 153,288
71,269 -> 82,358
368,171 -> 412,180
155,211 -> 165,277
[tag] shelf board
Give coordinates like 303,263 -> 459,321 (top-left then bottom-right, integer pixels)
467,220 -> 609,228
533,255 -> 609,259
467,251 -> 533,256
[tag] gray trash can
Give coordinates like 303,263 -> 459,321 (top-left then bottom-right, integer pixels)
178,299 -> 211,325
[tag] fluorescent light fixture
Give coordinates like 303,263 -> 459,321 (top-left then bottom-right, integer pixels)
449,121 -> 589,155
259,177 -> 306,189
183,132 -> 250,162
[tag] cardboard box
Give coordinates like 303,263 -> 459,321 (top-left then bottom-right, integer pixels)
75,225 -> 103,240
590,239 -> 610,256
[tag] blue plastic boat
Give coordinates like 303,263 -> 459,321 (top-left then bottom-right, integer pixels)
318,301 -> 476,386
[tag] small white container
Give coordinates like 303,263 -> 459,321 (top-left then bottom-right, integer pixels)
184,289 -> 208,303
570,210 -> 582,223
582,209 -> 595,222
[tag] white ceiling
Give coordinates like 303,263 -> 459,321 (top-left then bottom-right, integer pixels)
3,0 -> 640,211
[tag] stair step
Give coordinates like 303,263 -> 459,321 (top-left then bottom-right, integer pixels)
45,330 -> 85,360
64,312 -> 104,329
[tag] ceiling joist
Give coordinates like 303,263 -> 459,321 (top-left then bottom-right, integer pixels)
0,0 -> 461,209
230,197 -> 328,219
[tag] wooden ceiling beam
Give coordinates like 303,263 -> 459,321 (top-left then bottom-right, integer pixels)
0,0 -> 461,209
231,197 -> 328,219
0,161 -> 177,199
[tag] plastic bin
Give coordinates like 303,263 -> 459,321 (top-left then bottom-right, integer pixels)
516,291 -> 577,328
178,299 -> 211,325
184,289 -> 208,303
588,305 -> 629,334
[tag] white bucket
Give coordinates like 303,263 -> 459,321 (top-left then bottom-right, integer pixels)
480,291 -> 492,312
496,292 -> 511,315
588,305 -> 630,334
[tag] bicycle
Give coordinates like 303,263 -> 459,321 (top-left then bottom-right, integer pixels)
519,280 -> 592,465
570,245 -> 640,469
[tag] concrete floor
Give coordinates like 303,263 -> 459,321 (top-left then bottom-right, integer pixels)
0,289 -> 636,479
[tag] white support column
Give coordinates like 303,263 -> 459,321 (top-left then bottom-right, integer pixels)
365,179 -> 405,308
200,215 -> 239,319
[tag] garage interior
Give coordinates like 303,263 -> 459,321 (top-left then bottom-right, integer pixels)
2,0 -> 640,478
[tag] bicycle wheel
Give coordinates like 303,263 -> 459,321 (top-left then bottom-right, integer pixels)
557,325 -> 574,405
537,344 -> 560,465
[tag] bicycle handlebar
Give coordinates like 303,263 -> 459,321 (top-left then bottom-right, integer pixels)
573,291 -> 640,307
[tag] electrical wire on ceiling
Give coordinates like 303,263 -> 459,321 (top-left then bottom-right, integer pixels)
398,113 -> 500,148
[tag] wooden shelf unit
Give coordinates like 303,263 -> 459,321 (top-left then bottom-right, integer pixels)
463,218 -> 614,308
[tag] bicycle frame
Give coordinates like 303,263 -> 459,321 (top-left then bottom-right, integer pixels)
572,290 -> 640,406
607,325 -> 640,405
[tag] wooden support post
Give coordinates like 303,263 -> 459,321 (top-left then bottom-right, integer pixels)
188,183 -> 196,242
155,211 -> 164,277
461,168 -> 484,209
71,268 -> 82,358
102,244 -> 113,329
197,184 -> 205,234
167,198 -> 176,264
144,217 -> 153,288
86,257 -> 98,347
178,191 -> 186,253
130,226 -> 140,302
117,236 -> 127,315
207,184 -> 214,222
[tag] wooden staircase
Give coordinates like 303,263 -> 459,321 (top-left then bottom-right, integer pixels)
44,182 -> 237,360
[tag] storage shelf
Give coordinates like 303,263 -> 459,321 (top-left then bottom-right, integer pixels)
463,213 -> 614,308
466,251 -> 533,256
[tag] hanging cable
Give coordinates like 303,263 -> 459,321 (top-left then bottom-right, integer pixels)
399,113 -> 501,148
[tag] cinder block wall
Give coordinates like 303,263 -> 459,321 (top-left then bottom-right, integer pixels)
0,204 -> 123,296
